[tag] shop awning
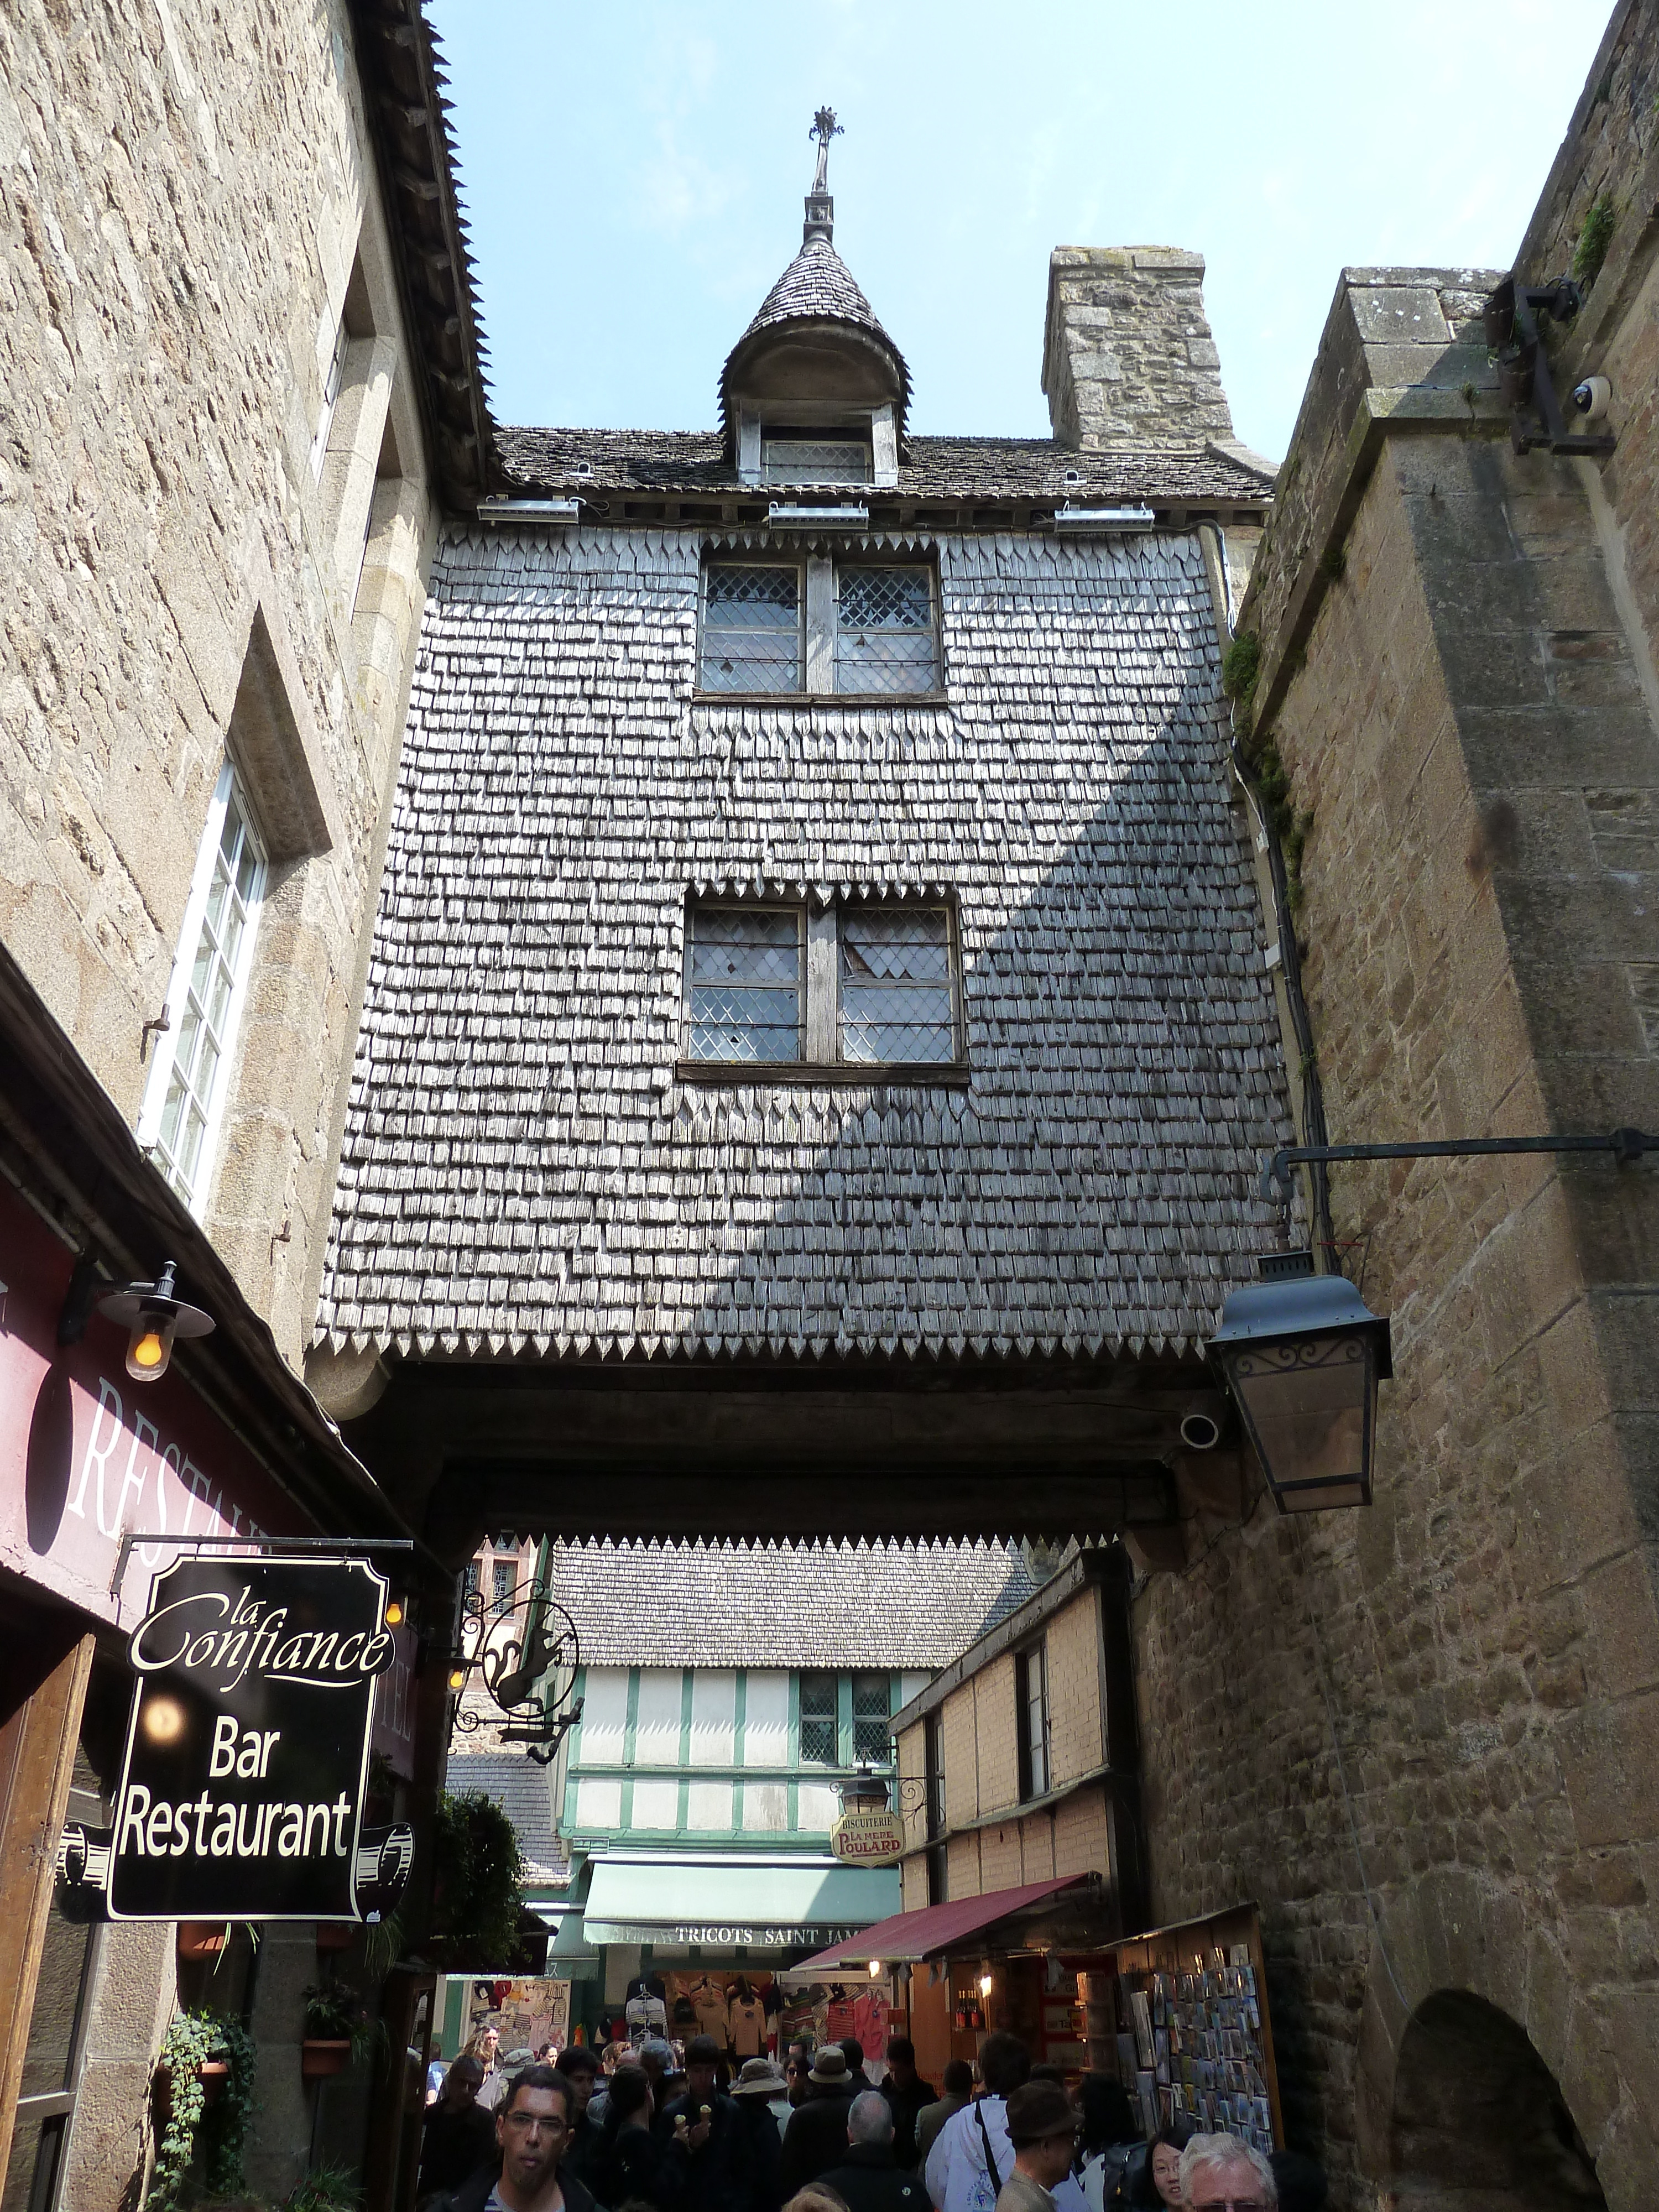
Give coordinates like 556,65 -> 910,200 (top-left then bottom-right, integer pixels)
581,1853 -> 899,1946
790,1874 -> 1099,1969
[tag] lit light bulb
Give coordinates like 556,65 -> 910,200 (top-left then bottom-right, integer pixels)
978,1972 -> 994,1998
448,1666 -> 467,1692
384,1600 -> 404,1627
126,1310 -> 178,1381
868,1960 -> 883,1980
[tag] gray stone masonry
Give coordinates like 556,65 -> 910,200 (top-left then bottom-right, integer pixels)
1042,247 -> 1237,452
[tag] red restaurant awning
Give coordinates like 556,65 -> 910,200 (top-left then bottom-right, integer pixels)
790,1874 -> 1098,1970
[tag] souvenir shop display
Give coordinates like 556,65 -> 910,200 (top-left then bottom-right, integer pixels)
465,1975 -> 572,2057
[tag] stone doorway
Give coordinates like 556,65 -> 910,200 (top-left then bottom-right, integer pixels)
1389,1989 -> 1604,2209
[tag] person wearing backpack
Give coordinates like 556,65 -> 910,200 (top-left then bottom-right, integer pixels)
924,2034 -> 1087,2212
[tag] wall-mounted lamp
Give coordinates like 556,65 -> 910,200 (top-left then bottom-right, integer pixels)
96,1261 -> 214,1383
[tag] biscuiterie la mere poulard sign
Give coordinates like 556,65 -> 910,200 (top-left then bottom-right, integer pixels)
60,1552 -> 415,1922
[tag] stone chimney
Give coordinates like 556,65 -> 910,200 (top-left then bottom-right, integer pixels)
1042,246 -> 1234,451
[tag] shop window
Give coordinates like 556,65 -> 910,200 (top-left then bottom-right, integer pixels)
682,895 -> 961,1074
136,761 -> 267,1215
852,1673 -> 893,1765
1016,1641 -> 1050,1802
799,1672 -> 837,1766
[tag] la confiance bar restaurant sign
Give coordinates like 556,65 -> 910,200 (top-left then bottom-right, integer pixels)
62,1551 -> 411,1922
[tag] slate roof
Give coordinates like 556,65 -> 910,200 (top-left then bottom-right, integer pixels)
539,1539 -> 1040,1668
317,523 -> 1292,1362
495,426 -> 1272,505
445,1750 -> 565,1882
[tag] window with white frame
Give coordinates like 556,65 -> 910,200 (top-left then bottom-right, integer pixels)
698,556 -> 939,695
309,310 -> 350,480
682,895 -> 959,1072
1016,1641 -> 1050,1802
138,763 -> 266,1212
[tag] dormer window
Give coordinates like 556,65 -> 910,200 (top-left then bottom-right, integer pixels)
763,431 -> 872,486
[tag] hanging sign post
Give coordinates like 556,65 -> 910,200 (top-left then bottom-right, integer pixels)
59,1548 -> 415,1922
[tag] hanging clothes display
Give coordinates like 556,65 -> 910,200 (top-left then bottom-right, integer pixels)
690,1975 -> 732,2047
728,1980 -> 766,2058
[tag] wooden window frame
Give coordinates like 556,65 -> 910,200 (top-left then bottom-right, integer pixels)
679,893 -> 969,1084
695,551 -> 945,703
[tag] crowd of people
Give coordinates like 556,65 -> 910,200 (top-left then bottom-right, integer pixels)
416,2025 -> 1328,2212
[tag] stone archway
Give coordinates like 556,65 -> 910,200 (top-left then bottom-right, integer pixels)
1388,1988 -> 1603,2207
1349,1869 -> 1653,2208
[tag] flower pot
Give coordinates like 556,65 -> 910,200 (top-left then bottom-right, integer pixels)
302,2039 -> 353,2079
177,1923 -> 228,1960
315,1923 -> 356,1954
197,2060 -> 229,2106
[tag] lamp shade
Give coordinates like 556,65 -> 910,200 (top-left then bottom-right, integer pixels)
1207,1255 -> 1391,1510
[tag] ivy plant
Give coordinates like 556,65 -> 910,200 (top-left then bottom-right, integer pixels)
147,2008 -> 257,2211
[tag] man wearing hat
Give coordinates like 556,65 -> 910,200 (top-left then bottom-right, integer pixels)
995,2081 -> 1080,2211
779,2042 -> 858,2198
729,2058 -> 786,2210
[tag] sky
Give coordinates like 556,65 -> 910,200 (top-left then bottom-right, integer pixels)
426,1 -> 1610,463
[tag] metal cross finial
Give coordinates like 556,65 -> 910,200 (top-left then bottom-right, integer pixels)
811,107 -> 842,195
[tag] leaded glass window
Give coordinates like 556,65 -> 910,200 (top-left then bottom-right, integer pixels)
763,436 -> 872,485
839,907 -> 954,1064
836,566 -> 937,694
701,564 -> 802,692
139,762 -> 266,1212
799,1672 -> 838,1765
492,1561 -> 515,1616
852,1673 -> 893,1765
686,906 -> 803,1062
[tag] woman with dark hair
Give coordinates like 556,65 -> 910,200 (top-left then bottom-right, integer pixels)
594,2063 -> 688,2210
1114,2122 -> 1191,2211
1072,2076 -> 1140,2210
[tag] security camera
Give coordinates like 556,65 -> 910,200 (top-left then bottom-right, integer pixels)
1573,375 -> 1611,422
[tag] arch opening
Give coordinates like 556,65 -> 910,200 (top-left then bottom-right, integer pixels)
1389,1989 -> 1603,2209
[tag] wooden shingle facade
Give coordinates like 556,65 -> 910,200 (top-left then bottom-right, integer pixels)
311,158 -> 1289,1548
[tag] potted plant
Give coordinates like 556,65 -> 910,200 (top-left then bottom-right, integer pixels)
148,2010 -> 256,2210
302,1983 -> 368,2078
314,1921 -> 357,1956
176,1922 -> 229,1961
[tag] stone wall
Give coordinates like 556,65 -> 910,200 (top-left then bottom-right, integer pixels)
0,0 -> 437,1368
1042,247 -> 1236,452
1134,259 -> 1659,2207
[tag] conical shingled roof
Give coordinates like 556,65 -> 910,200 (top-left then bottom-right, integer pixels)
739,234 -> 892,346
719,238 -> 912,446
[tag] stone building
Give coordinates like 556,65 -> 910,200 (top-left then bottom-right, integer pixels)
1126,4 -> 1659,2204
0,0 -> 485,2203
